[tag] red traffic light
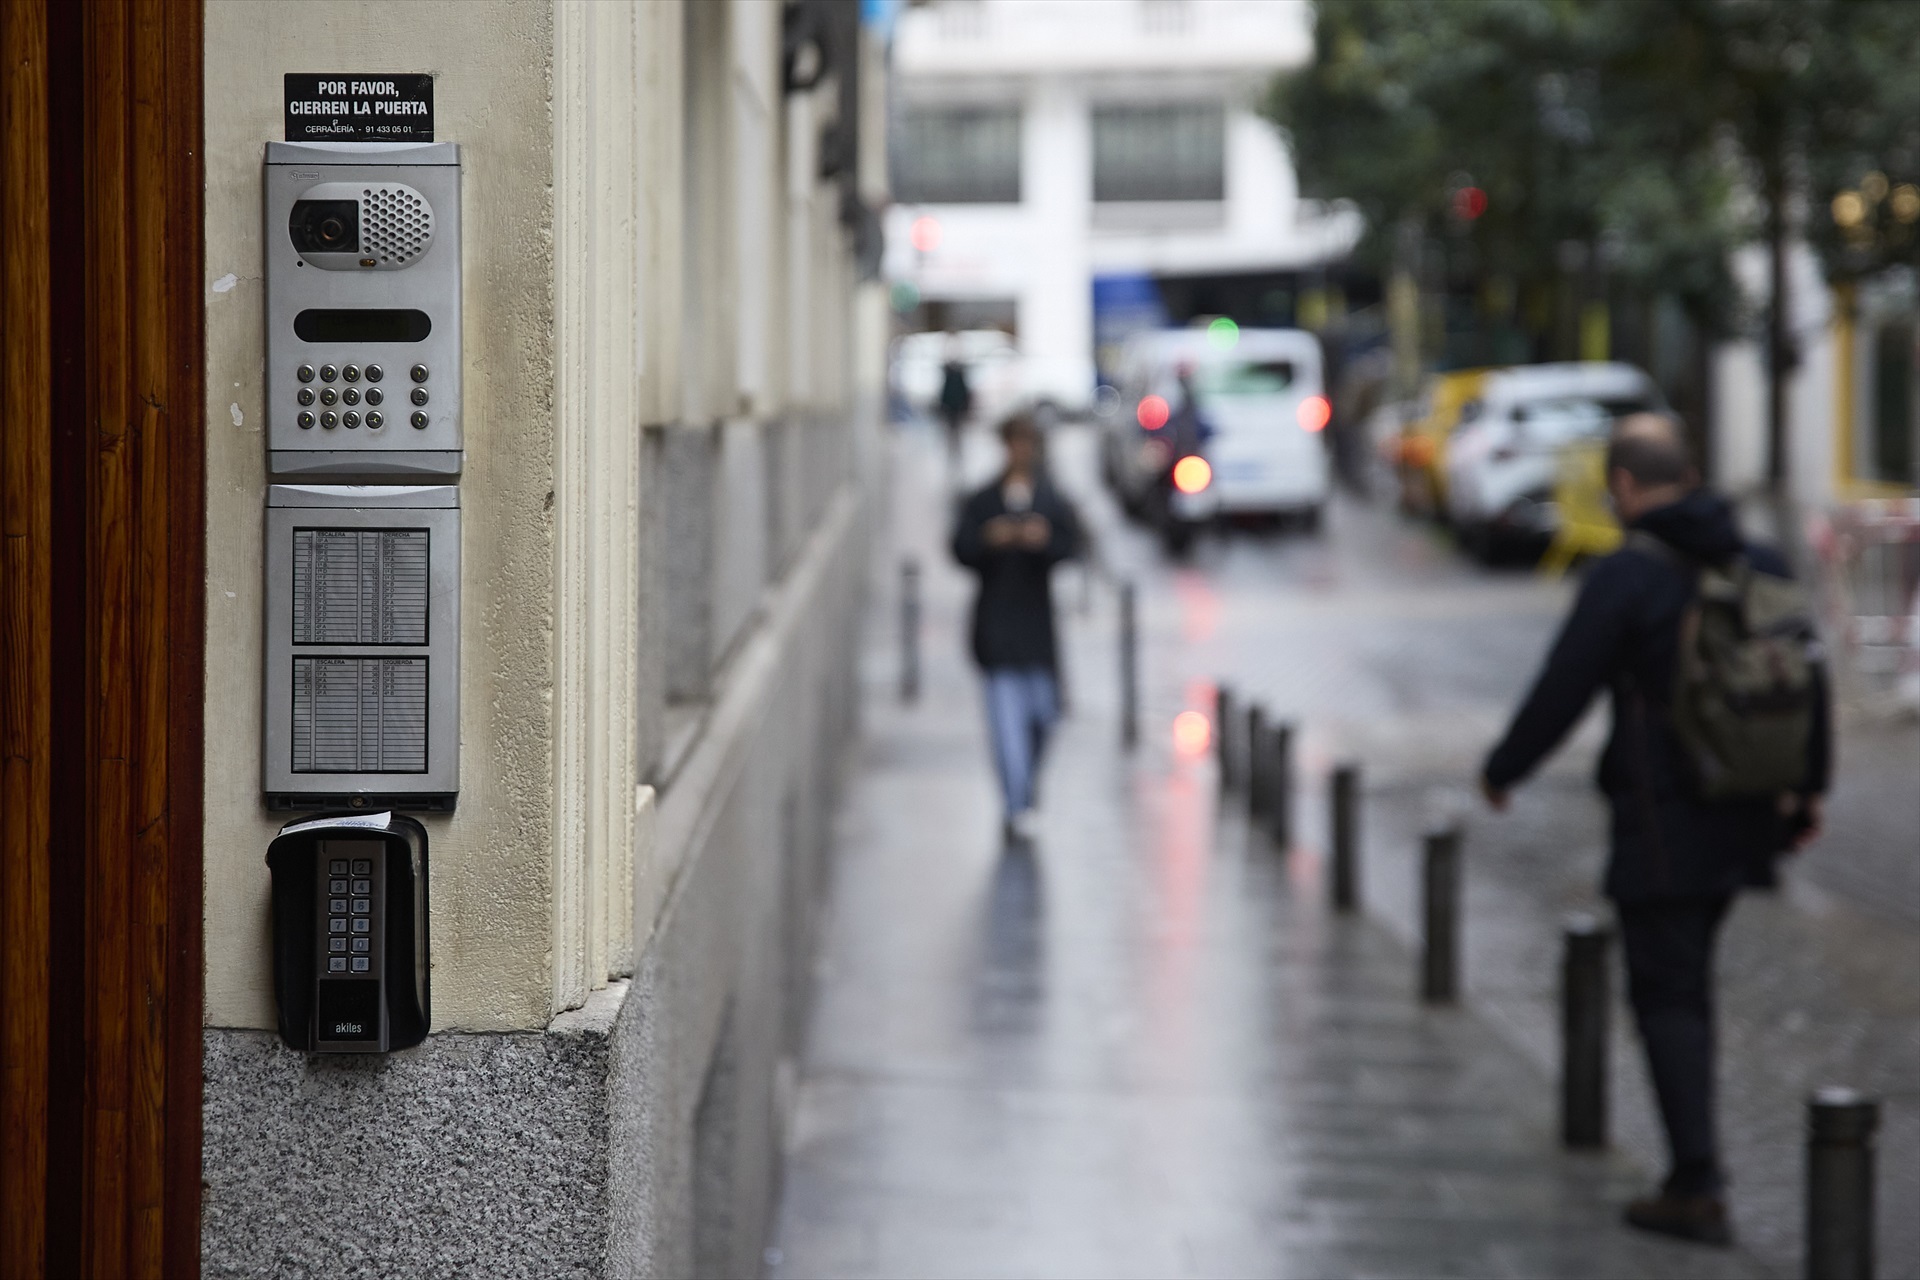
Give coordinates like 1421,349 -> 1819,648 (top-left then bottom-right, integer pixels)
1452,186 -> 1487,221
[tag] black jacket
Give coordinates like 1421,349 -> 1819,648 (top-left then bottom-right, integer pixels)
1483,489 -> 1831,903
951,476 -> 1080,670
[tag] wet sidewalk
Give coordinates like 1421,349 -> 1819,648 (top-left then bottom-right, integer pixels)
766,427 -> 1769,1279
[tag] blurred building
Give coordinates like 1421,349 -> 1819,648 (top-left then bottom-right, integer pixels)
883,0 -> 1361,414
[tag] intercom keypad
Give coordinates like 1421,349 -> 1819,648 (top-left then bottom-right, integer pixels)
312,837 -> 387,1047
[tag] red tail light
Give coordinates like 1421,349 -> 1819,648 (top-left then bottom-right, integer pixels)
1297,395 -> 1331,432
1137,395 -> 1170,430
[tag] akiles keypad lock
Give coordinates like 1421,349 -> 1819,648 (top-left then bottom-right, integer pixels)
266,813 -> 430,1053
265,140 -> 461,479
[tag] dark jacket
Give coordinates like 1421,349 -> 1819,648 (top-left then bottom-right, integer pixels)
951,475 -> 1080,670
938,362 -> 973,417
1482,489 -> 1831,903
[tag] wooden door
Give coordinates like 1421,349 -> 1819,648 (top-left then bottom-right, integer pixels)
1,1 -> 205,1276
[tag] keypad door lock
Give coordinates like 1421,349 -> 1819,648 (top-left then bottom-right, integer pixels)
265,140 -> 461,480
266,812 -> 430,1053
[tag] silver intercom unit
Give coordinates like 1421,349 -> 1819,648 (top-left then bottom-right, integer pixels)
265,141 -> 462,479
263,484 -> 460,810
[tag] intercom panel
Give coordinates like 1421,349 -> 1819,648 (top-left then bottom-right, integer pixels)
266,813 -> 430,1053
265,140 -> 461,478
264,484 -> 459,809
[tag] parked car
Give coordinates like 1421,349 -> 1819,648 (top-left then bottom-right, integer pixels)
1443,362 -> 1665,558
1390,367 -> 1494,518
1102,327 -> 1332,545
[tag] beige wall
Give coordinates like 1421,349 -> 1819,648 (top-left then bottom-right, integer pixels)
204,0 -> 874,1035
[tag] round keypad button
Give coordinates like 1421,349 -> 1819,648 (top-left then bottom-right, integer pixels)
342,387 -> 360,406
410,364 -> 429,383
410,387 -> 429,406
297,364 -> 316,383
365,388 -> 383,406
320,364 -> 338,383
297,412 -> 315,429
297,387 -> 315,406
366,411 -> 384,429
343,365 -> 360,383
366,364 -> 384,383
319,387 -> 337,406
410,411 -> 429,429
320,411 -> 338,429
343,411 -> 361,429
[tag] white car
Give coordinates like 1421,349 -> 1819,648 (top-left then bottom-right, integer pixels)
1103,327 -> 1333,536
1443,362 -> 1665,555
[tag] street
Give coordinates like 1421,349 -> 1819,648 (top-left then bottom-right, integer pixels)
769,420 -> 1919,1280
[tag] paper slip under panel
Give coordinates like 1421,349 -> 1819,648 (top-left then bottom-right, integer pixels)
292,657 -> 428,773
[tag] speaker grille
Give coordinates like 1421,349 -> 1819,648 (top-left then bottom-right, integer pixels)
359,184 -> 435,265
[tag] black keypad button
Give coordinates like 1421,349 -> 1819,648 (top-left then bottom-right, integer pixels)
329,938 -> 347,953
330,860 -> 347,874
297,387 -> 315,406
297,412 -> 315,430
298,364 -> 317,384
351,879 -> 370,893
330,898 -> 347,913
330,879 -> 347,893
351,938 -> 370,953
410,387 -> 429,407
342,387 -> 360,406
343,365 -> 361,383
410,363 -> 429,383
320,364 -> 338,383
319,387 -> 337,406
411,411 -> 429,430
366,411 -> 384,430
320,412 -> 338,429
329,919 -> 348,934
365,387 -> 384,406
351,919 -> 371,934
366,364 -> 384,383
343,411 -> 361,429
351,957 -> 371,972
352,860 -> 371,874
329,957 -> 348,972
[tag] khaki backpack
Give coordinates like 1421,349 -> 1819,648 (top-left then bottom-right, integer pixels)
1626,532 -> 1819,801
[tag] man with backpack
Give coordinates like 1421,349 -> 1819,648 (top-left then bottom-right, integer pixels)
1480,413 -> 1830,1246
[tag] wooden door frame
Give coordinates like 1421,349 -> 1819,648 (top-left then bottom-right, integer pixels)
2,2 -> 205,1276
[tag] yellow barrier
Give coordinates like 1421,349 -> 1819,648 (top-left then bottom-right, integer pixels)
1540,439 -> 1621,576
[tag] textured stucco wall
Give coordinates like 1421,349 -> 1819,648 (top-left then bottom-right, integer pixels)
201,1 -> 559,1032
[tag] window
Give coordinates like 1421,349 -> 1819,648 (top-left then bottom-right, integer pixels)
890,105 -> 1021,204
1092,103 -> 1224,203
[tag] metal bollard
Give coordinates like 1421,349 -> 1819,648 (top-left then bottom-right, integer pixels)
1330,763 -> 1360,912
1806,1087 -> 1879,1280
1215,683 -> 1236,791
1245,705 -> 1269,817
1560,914 -> 1612,1148
1119,581 -> 1139,749
1420,826 -> 1462,1004
1267,722 -> 1294,848
900,559 -> 920,704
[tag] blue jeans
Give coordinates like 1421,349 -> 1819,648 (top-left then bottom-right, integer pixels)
983,667 -> 1058,818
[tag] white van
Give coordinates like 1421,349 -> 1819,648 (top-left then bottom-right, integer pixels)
1104,327 -> 1332,533
1443,362 -> 1665,554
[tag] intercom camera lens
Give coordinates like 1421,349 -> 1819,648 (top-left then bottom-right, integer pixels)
342,388 -> 360,406
289,199 -> 360,255
320,365 -> 337,382
365,388 -> 383,406
365,364 -> 384,383
410,364 -> 429,383
297,388 -> 315,406
297,412 -> 315,430
343,411 -> 361,429
366,411 -> 383,429
320,412 -> 338,429
297,364 -> 316,383
343,365 -> 360,383
410,411 -> 428,430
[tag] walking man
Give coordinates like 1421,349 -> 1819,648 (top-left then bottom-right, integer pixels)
937,339 -> 974,467
1480,413 -> 1829,1245
952,414 -> 1080,844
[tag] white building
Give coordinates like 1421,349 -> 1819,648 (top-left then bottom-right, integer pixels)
883,0 -> 1361,412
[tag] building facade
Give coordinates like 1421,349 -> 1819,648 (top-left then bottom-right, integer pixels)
882,0 -> 1359,412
